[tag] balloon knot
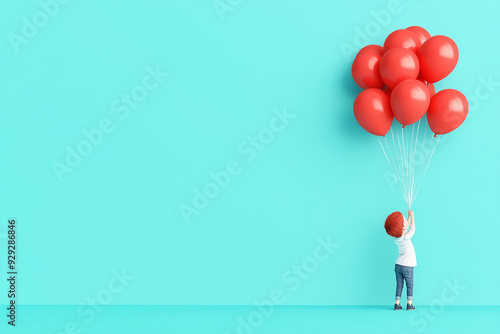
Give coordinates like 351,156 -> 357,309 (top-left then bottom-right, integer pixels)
434,134 -> 437,137
402,125 -> 405,129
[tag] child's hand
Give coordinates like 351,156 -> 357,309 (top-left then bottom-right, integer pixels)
408,209 -> 414,216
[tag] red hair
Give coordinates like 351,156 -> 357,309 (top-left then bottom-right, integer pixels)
385,212 -> 404,237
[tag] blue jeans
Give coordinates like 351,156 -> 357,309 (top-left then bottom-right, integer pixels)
395,264 -> 413,300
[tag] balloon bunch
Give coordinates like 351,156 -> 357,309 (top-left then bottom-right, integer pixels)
350,27 -> 468,208
352,26 -> 468,137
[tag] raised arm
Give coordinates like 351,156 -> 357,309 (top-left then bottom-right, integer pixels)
405,210 -> 415,239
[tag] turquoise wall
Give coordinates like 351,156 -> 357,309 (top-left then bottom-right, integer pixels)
0,0 -> 499,306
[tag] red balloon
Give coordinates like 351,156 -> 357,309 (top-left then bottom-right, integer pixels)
352,49 -> 384,89
417,77 -> 436,98
382,85 -> 392,98
357,45 -> 384,57
384,29 -> 421,53
427,82 -> 435,98
427,89 -> 468,135
406,26 -> 431,44
391,79 -> 430,126
417,35 -> 459,83
379,48 -> 420,89
353,88 -> 393,136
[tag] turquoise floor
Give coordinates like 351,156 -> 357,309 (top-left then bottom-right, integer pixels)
2,305 -> 499,333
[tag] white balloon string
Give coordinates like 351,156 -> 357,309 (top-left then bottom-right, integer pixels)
379,137 -> 406,207
406,126 -> 410,207
401,126 -> 408,205
404,126 -> 409,208
413,136 -> 440,204
384,133 -> 407,206
397,128 -> 408,205
391,128 -> 409,203
410,119 -> 421,207
410,121 -> 417,206
409,123 -> 415,207
378,137 -> 392,167
379,118 -> 438,208
418,125 -> 428,178
417,126 -> 433,192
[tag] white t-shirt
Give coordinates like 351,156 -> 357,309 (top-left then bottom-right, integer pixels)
394,222 -> 416,267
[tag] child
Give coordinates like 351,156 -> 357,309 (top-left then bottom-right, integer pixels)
384,209 -> 416,311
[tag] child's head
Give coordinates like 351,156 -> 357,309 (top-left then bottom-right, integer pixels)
384,211 -> 406,237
